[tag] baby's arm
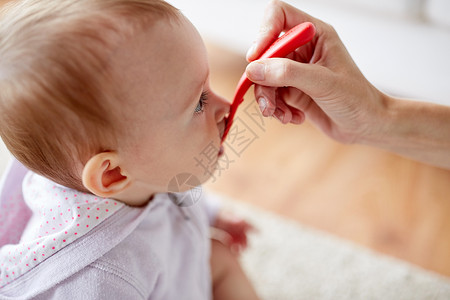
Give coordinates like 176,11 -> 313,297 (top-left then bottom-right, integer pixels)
202,192 -> 259,299
212,210 -> 255,254
210,239 -> 260,300
202,191 -> 254,253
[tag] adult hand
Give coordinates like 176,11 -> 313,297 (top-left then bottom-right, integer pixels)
245,0 -> 386,144
245,1 -> 450,170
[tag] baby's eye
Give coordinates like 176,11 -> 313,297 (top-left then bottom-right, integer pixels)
194,91 -> 208,114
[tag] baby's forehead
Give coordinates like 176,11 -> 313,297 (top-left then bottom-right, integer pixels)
110,17 -> 206,90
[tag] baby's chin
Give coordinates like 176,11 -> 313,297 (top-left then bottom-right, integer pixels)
170,143 -> 226,191
197,143 -> 226,182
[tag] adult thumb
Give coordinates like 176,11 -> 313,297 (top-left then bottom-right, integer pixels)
245,58 -> 330,96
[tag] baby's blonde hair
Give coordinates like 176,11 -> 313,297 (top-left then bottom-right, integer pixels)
0,0 -> 179,191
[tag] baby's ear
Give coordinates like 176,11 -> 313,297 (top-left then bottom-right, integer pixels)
82,151 -> 131,198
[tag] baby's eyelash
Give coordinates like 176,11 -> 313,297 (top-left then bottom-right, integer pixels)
194,91 -> 209,115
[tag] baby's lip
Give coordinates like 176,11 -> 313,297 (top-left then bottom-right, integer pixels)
218,119 -> 226,142
218,144 -> 224,157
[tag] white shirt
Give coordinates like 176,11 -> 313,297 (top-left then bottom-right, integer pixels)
0,159 -> 218,299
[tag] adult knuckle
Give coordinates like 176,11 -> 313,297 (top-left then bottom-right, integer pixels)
281,61 -> 295,84
259,24 -> 274,35
268,0 -> 282,9
284,94 -> 297,106
322,22 -> 338,37
268,62 -> 285,84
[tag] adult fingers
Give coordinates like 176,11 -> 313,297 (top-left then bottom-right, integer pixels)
254,85 -> 277,117
246,58 -> 334,99
254,85 -> 305,124
274,97 -> 293,124
246,0 -> 318,61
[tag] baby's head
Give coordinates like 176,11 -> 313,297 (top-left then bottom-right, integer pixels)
0,0 -> 229,205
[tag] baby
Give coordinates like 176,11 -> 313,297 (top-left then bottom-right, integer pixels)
0,0 -> 259,299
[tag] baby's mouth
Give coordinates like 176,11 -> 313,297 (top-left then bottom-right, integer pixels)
218,144 -> 224,157
218,120 -> 226,157
218,119 -> 226,143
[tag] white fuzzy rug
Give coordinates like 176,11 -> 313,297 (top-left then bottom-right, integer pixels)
220,198 -> 450,300
1,143 -> 449,299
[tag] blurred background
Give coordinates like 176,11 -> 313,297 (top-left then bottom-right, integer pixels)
167,0 -> 450,278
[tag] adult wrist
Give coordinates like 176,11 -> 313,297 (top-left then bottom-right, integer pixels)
357,90 -> 394,147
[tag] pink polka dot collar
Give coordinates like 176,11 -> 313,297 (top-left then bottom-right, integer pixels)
0,172 -> 124,287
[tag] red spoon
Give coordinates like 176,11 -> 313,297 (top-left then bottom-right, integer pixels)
221,22 -> 316,143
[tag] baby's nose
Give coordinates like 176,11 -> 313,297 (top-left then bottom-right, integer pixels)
213,93 -> 230,123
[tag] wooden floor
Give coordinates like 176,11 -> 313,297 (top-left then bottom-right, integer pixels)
205,42 -> 450,277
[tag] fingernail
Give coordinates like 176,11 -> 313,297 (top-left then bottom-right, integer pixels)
246,62 -> 265,81
258,97 -> 267,114
246,43 -> 256,60
274,108 -> 284,123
